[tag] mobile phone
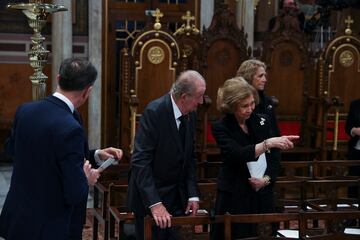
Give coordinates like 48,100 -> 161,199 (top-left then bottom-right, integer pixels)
99,157 -> 116,171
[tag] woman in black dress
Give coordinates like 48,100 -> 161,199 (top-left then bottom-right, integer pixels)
211,77 -> 298,239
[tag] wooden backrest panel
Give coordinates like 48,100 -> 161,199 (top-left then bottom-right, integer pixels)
201,3 -> 249,118
131,26 -> 179,112
266,41 -> 305,117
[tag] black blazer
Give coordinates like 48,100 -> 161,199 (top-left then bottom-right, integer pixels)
255,91 -> 280,137
127,94 -> 199,216
211,113 -> 280,196
0,96 -> 89,240
345,99 -> 360,159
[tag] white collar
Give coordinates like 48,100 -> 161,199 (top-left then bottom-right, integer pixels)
170,93 -> 182,120
53,92 -> 75,113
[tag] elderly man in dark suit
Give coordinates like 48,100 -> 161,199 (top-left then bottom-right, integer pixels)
127,70 -> 206,240
0,58 -> 122,240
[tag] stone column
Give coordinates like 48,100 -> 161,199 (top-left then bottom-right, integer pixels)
200,0 -> 214,30
51,0 -> 72,91
236,0 -> 255,52
88,0 -> 102,149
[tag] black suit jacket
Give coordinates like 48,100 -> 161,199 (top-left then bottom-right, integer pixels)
255,91 -> 280,137
0,95 -> 89,240
345,99 -> 360,159
211,113 -> 280,196
127,93 -> 199,216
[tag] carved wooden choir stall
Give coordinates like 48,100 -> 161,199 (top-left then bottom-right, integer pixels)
91,4 -> 360,240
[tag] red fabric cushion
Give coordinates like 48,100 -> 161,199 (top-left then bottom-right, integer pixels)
278,121 -> 301,136
326,120 -> 349,141
207,121 -> 216,143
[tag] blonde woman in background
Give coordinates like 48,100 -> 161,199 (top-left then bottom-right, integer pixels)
237,59 -> 280,138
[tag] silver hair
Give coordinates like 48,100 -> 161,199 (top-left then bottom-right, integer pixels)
171,70 -> 205,100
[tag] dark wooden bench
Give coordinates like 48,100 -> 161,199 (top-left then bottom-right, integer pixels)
198,182 -> 217,215
107,183 -> 134,240
224,212 -> 300,240
274,180 -> 304,216
312,160 -> 360,180
301,179 -> 360,212
144,215 -> 224,240
197,160 -> 222,182
299,210 -> 360,239
92,163 -> 129,240
278,161 -> 313,181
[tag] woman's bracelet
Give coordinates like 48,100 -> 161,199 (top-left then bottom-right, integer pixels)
263,139 -> 270,153
263,175 -> 271,185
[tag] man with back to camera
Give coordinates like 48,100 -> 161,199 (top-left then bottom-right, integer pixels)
127,70 -> 206,240
0,58 -> 123,240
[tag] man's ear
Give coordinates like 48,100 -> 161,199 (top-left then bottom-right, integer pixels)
82,85 -> 93,99
87,85 -> 93,95
180,93 -> 187,101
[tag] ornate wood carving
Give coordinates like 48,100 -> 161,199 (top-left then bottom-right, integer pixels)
174,10 -> 203,73
316,16 -> 360,160
119,9 -> 180,158
262,27 -> 313,147
201,3 -> 249,117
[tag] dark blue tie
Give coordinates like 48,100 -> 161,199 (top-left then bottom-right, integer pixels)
73,110 -> 82,124
178,115 -> 187,148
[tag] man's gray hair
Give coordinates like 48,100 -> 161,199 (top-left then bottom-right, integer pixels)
171,70 -> 205,100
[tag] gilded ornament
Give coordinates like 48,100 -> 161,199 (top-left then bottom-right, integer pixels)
154,22 -> 161,30
147,46 -> 164,65
344,15 -> 354,35
138,41 -> 143,46
155,33 -> 159,37
173,11 -> 199,36
339,50 -> 354,67
183,44 -> 193,56
135,61 -> 139,66
173,62 -> 178,66
7,0 -> 67,100
152,8 -> 163,30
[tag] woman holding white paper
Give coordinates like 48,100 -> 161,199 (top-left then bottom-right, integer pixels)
211,77 -> 299,239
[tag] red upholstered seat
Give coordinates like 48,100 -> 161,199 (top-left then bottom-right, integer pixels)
278,121 -> 302,136
326,120 -> 349,141
206,121 -> 216,144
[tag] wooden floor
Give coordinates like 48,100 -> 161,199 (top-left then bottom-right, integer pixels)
84,209 -> 104,240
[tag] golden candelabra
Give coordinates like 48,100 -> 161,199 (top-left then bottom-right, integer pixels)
7,0 -> 67,100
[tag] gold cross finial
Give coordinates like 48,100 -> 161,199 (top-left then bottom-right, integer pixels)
182,11 -> 195,29
345,15 -> 354,29
152,8 -> 163,24
152,8 -> 163,30
344,15 -> 354,35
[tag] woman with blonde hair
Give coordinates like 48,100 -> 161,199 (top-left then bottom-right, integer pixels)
237,59 -> 280,137
211,77 -> 298,239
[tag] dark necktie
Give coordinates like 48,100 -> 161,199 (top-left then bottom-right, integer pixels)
73,110 -> 82,124
178,115 -> 187,149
